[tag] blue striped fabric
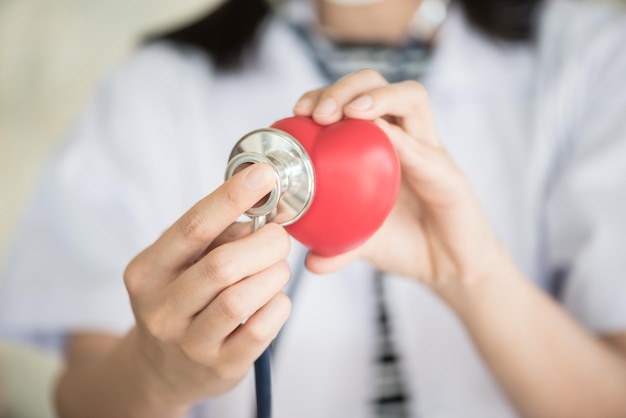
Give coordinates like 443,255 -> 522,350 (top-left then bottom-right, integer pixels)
373,271 -> 410,418
291,24 -> 432,84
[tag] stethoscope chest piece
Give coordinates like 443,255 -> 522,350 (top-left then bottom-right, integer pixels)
225,127 -> 315,226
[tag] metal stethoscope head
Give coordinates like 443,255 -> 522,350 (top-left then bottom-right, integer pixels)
225,128 -> 316,227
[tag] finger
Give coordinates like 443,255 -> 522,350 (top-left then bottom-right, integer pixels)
296,69 -> 389,125
186,222 -> 255,268
220,293 -> 291,370
293,88 -> 325,116
202,221 -> 254,256
165,223 -> 290,318
136,163 -> 277,277
375,118 -> 470,208
183,261 -> 291,352
305,249 -> 360,276
313,69 -> 388,124
344,81 -> 439,146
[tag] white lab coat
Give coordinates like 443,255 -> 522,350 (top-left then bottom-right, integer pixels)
1,0 -> 626,417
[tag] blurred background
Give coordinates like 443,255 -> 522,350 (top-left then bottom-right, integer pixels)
0,0 -> 624,417
0,0 -> 223,264
0,0 -> 221,416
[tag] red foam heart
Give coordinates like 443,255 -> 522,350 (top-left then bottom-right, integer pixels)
271,116 -> 400,257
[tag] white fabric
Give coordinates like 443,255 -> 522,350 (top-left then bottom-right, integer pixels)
1,0 -> 626,416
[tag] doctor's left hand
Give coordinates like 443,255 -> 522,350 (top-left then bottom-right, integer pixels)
293,69 -> 504,288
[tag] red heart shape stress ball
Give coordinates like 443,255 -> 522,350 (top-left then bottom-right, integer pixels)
271,116 -> 400,257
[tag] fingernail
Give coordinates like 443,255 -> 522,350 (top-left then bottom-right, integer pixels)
314,98 -> 337,116
294,97 -> 314,114
245,164 -> 275,190
349,95 -> 373,111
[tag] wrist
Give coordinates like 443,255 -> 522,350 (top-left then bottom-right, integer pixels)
55,328 -> 190,418
430,242 -> 527,319
114,328 -> 190,416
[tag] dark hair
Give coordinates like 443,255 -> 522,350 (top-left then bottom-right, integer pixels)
153,0 -> 270,69
156,0 -> 541,70
460,0 -> 541,41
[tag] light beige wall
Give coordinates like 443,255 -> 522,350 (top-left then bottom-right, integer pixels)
0,0 -> 222,270
0,343 -> 61,418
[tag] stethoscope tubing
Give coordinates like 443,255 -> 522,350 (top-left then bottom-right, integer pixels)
254,248 -> 307,418
255,349 -> 272,418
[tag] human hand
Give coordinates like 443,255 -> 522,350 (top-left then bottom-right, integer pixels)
293,69 -> 502,287
123,163 -> 291,406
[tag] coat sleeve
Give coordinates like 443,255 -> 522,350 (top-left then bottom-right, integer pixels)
0,44 -> 202,340
544,0 -> 626,334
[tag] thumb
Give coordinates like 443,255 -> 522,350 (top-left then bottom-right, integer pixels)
305,248 -> 360,275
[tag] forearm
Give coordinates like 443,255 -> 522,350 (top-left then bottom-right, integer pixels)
55,328 -> 189,418
434,246 -> 626,418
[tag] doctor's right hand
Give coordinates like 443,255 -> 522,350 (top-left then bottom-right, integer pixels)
123,163 -> 291,406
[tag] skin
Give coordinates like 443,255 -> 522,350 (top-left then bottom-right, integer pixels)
294,70 -> 626,418
55,2 -> 626,418
56,164 -> 292,417
317,0 -> 422,45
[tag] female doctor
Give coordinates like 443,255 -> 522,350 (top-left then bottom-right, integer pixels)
1,0 -> 626,417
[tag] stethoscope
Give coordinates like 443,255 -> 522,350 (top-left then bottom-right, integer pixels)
225,115 -> 400,418
225,125 -> 314,418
